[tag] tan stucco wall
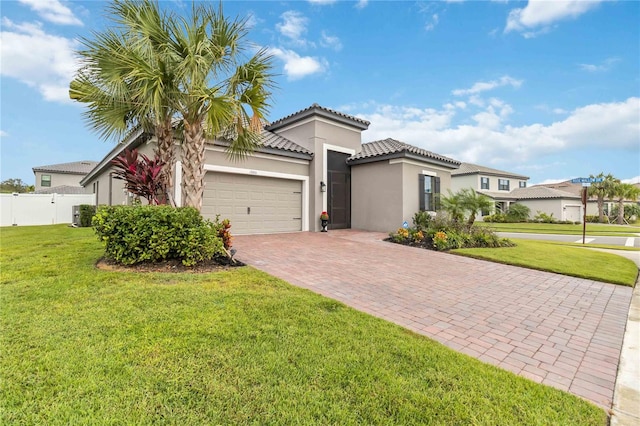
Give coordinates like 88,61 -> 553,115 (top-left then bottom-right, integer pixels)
34,171 -> 85,190
451,174 -> 477,192
351,161 -> 403,232
203,147 -> 309,176
401,161 -> 453,224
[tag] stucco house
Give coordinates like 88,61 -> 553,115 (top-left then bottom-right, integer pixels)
81,104 -> 460,234
32,161 -> 98,194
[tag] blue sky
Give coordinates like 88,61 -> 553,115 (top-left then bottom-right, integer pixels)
1,0 -> 639,186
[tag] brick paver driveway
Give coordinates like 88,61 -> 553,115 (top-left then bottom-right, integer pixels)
233,230 -> 633,408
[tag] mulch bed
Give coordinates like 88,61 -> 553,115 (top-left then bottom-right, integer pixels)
96,256 -> 245,274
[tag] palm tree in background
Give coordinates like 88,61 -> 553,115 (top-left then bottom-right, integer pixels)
70,0 -> 275,210
459,188 -> 495,227
70,0 -> 178,204
587,173 -> 618,223
440,190 -> 466,223
611,182 -> 640,225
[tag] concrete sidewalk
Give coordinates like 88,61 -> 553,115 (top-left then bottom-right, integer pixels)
234,230 -> 633,410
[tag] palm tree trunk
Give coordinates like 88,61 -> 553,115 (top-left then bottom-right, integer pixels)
155,118 -> 175,206
618,199 -> 625,225
182,119 -> 205,211
597,196 -> 605,223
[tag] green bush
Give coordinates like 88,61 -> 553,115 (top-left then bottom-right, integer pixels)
533,211 -> 556,223
584,215 -> 600,223
482,213 -> 507,223
79,204 -> 96,227
506,203 -> 530,222
412,210 -> 432,231
92,205 -> 225,266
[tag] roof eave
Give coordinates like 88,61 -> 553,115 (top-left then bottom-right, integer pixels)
266,106 -> 370,132
348,150 -> 459,168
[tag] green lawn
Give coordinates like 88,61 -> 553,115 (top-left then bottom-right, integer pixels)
453,239 -> 638,286
477,221 -> 640,236
0,225 -> 607,425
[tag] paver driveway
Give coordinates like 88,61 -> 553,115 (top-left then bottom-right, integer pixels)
233,230 -> 633,408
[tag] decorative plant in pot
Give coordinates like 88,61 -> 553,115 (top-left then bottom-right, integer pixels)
320,211 -> 329,232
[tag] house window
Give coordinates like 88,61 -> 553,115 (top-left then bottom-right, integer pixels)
519,181 -> 527,188
498,179 -> 509,191
419,174 -> 440,212
481,177 -> 490,190
41,174 -> 51,187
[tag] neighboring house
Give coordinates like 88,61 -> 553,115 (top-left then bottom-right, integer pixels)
81,104 -> 460,234
32,161 -> 98,194
451,163 -> 529,214
508,187 -> 583,222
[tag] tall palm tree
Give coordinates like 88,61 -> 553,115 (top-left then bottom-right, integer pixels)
167,3 -> 275,210
587,173 -> 618,223
611,182 -> 640,225
70,0 -> 178,205
459,188 -> 494,227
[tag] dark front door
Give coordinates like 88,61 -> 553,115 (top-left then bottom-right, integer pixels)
327,151 -> 351,229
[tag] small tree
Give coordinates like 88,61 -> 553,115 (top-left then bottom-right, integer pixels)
611,182 -> 640,225
0,178 -> 34,193
587,173 -> 618,223
506,203 -> 531,222
459,188 -> 495,227
440,190 -> 465,223
112,149 -> 167,205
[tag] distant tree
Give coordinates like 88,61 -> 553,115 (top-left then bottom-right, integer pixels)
506,203 -> 531,222
459,188 -> 495,227
0,178 -> 34,193
611,182 -> 640,225
587,173 -> 618,223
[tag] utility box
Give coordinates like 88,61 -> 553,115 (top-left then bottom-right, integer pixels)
72,205 -> 80,226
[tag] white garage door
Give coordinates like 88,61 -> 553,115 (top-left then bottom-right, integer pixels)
202,172 -> 302,234
564,205 -> 582,223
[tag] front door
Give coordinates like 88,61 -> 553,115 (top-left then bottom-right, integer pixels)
327,151 -> 351,229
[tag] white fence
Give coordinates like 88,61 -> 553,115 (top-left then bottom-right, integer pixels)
0,193 -> 96,227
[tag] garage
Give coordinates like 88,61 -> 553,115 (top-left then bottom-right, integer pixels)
202,172 -> 303,234
564,205 -> 582,223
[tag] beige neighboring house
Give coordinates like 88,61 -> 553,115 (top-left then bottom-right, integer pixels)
32,161 -> 98,194
81,104 -> 460,234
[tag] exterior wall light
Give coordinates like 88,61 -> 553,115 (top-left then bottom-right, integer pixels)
320,181 -> 327,192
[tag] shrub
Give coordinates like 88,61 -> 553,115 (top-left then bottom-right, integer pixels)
584,215 -> 599,223
412,210 -> 432,231
482,213 -> 506,223
79,204 -> 96,227
92,205 -> 225,266
533,211 -> 556,223
506,203 -> 530,222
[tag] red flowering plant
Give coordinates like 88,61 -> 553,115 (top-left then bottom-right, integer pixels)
320,211 -> 329,220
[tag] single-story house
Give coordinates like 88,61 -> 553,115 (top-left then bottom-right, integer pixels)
81,104 -> 461,233
33,161 -> 98,194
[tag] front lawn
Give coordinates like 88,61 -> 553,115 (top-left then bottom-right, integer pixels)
477,221 -> 640,236
453,239 -> 638,286
1,225 -> 607,425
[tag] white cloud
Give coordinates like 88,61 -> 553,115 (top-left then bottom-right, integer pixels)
18,0 -> 83,26
320,31 -> 342,51
355,0 -> 369,9
622,176 -> 640,184
425,13 -> 439,31
308,0 -> 338,4
354,97 -> 639,168
0,130 -> 8,138
452,75 -> 522,96
276,11 -> 308,43
505,0 -> 602,36
268,48 -> 327,80
579,57 -> 620,73
0,18 -> 79,104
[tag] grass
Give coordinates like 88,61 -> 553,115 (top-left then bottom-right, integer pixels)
542,241 -> 640,252
453,239 -> 638,286
477,221 -> 640,236
0,225 -> 608,425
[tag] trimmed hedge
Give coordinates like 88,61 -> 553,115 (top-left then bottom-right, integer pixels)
79,204 -> 96,227
92,205 -> 225,266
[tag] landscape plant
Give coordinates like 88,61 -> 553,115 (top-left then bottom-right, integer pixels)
587,173 -> 618,223
111,148 -> 167,205
611,182 -> 640,225
92,205 -> 225,266
78,204 -> 96,227
506,203 -> 531,222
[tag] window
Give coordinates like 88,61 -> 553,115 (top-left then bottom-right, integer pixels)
498,179 -> 509,191
41,174 -> 51,187
519,181 -> 527,188
419,174 -> 440,211
481,177 -> 490,190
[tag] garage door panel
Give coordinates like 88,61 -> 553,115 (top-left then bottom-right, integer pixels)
202,172 -> 302,234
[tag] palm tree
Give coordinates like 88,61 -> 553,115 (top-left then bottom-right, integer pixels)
167,3 -> 275,210
70,0 -> 178,205
587,173 -> 618,223
459,188 -> 495,227
611,182 -> 640,225
70,1 -> 275,211
440,190 -> 466,223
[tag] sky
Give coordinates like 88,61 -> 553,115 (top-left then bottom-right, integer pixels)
1,0 -> 639,186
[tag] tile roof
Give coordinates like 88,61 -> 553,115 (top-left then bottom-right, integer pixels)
33,185 -> 87,194
259,129 -> 313,156
509,186 -> 581,200
347,138 -> 460,166
33,161 -> 98,175
266,103 -> 370,131
452,162 -> 529,180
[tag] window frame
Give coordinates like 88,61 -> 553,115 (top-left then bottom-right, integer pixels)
419,174 -> 440,212
498,179 -> 510,191
480,177 -> 490,190
41,174 -> 51,187
519,181 -> 527,188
